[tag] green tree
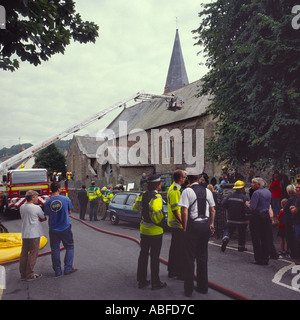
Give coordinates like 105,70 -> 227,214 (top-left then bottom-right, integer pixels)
34,144 -> 66,176
0,0 -> 99,71
194,0 -> 300,170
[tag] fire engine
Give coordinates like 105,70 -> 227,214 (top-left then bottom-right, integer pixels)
0,91 -> 182,216
1,168 -> 69,216
2,168 -> 51,215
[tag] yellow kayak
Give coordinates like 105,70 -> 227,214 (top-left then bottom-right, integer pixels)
0,233 -> 47,263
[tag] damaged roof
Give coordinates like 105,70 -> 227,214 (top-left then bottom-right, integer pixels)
107,80 -> 212,138
74,135 -> 103,158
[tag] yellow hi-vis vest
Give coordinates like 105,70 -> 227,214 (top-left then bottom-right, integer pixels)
102,191 -> 114,203
87,185 -> 102,201
167,183 -> 183,229
133,191 -> 164,236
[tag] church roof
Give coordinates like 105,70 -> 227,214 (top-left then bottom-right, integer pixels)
72,30 -> 210,151
164,29 -> 189,93
73,135 -> 103,158
107,80 -> 211,138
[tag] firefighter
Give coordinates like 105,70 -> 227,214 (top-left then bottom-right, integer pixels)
221,180 -> 251,252
133,174 -> 167,290
168,94 -> 176,110
167,169 -> 186,280
66,172 -> 72,180
87,181 -> 102,221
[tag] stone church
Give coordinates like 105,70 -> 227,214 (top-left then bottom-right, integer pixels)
66,29 -> 222,190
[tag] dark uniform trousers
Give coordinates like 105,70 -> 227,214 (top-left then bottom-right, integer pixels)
223,223 -> 247,249
168,228 -> 184,278
249,211 -> 272,264
183,221 -> 211,295
137,234 -> 163,286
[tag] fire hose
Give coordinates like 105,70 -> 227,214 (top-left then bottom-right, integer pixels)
70,215 -> 251,300
0,216 -> 251,300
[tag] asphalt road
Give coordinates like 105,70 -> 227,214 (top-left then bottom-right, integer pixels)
1,212 -> 300,302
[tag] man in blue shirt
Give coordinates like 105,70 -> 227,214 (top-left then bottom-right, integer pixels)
44,182 -> 77,277
246,177 -> 272,265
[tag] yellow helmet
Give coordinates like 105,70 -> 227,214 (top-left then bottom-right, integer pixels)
233,180 -> 245,189
101,187 -> 107,192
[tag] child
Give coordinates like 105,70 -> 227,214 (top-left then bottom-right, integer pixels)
277,198 -> 288,255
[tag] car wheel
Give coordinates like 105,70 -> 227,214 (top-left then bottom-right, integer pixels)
110,213 -> 119,225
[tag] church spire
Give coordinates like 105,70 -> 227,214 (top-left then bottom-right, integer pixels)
164,29 -> 189,93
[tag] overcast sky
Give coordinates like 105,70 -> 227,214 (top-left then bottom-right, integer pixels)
0,0 -> 211,149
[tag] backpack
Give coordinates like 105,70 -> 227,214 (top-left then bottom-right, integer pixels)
141,191 -> 165,227
141,191 -> 157,223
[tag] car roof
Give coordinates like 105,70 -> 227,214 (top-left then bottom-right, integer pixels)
114,192 -> 141,196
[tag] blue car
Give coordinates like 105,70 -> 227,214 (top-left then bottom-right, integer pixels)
107,192 -> 168,225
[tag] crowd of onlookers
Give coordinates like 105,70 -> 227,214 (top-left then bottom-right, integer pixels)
275,181 -> 300,261
210,169 -> 300,264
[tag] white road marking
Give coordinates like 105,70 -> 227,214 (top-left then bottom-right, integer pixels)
272,263 -> 300,293
209,240 -> 300,294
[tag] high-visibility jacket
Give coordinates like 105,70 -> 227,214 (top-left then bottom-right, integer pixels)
87,185 -> 102,201
167,182 -> 183,229
133,191 -> 164,236
102,190 -> 114,203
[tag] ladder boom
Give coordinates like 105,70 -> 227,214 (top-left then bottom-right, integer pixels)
0,91 -> 175,175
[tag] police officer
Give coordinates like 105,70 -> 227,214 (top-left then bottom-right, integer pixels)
179,171 -> 215,297
133,174 -> 167,290
87,181 -> 102,221
221,180 -> 250,252
167,169 -> 186,279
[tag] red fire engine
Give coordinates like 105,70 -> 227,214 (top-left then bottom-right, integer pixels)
1,168 -> 69,216
2,168 -> 51,215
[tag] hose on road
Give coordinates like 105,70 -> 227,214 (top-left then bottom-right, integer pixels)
0,215 -> 250,300
70,215 -> 251,300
